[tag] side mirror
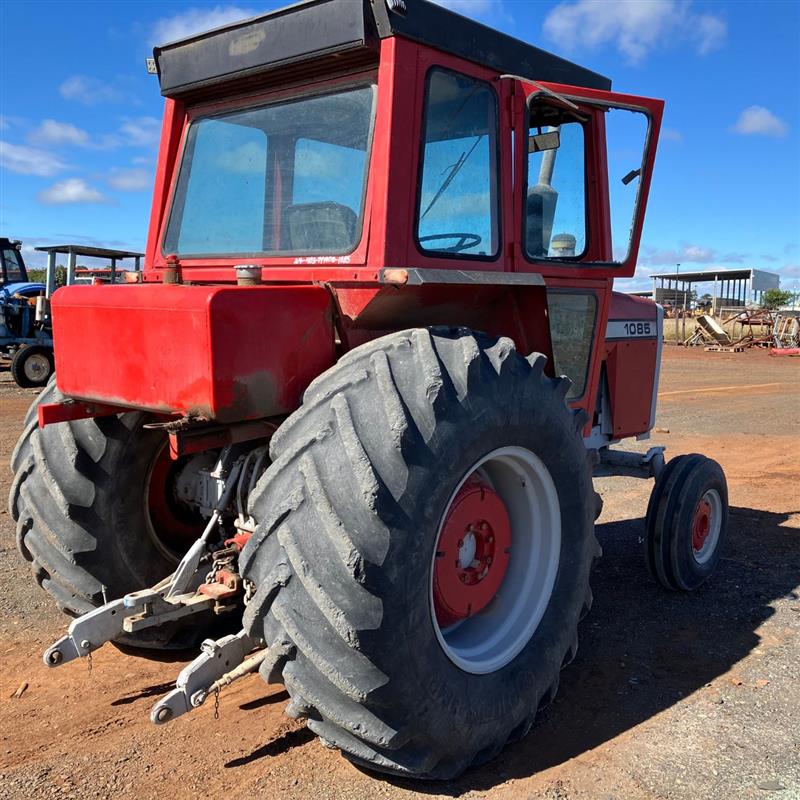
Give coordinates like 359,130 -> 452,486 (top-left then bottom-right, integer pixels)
528,130 -> 560,153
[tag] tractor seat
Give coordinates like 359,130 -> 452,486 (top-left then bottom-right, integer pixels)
283,201 -> 358,252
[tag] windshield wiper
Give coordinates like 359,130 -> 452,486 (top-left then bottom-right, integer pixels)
420,134 -> 484,221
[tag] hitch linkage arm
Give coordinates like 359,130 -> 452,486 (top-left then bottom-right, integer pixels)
151,630 -> 265,724
43,577 -> 215,667
42,445 -> 248,669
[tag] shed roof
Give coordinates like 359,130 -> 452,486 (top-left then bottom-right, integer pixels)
649,267 -> 780,292
34,245 -> 144,259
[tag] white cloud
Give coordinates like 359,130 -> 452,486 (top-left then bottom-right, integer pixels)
108,168 -> 153,191
118,117 -> 162,148
28,119 -> 91,147
661,128 -> 683,143
543,0 -> 726,64
0,114 -> 29,131
429,0 -> 511,25
431,0 -> 497,14
0,141 -> 68,176
59,75 -> 122,105
691,12 -> 727,56
638,243 -> 749,267
152,6 -> 256,45
731,106 -> 788,138
38,178 -> 109,205
23,117 -> 163,153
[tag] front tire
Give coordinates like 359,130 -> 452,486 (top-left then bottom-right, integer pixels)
11,344 -> 54,388
645,453 -> 728,590
240,328 -> 599,779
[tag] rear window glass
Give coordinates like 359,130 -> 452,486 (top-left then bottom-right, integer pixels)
163,85 -> 375,257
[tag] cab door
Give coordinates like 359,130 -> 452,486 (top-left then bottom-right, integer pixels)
510,80 -> 664,279
508,79 -> 664,424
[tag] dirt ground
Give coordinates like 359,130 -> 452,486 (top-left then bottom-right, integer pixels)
0,347 -> 797,800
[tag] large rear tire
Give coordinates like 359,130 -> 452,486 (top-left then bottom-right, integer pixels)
9,381 -> 211,648
240,328 -> 599,779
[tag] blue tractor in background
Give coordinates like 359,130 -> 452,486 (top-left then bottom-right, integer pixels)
0,238 -> 52,388
1,238 -> 144,387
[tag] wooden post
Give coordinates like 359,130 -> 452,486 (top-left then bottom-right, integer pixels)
682,281 -> 689,340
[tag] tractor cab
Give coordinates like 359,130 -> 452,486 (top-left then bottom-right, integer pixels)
145,0 -> 661,282
0,239 -> 30,286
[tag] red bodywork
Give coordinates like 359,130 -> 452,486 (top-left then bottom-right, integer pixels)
52,284 -> 334,422
49,33 -> 664,438
604,293 -> 661,439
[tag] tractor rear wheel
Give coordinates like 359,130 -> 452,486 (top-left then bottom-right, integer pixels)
9,381 -> 212,648
240,328 -> 599,779
11,344 -> 54,388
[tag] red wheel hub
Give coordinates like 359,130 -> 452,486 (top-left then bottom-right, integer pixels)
147,445 -> 206,557
692,499 -> 712,552
433,476 -> 512,628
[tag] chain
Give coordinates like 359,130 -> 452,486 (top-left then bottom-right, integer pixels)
214,687 -> 220,720
87,651 -> 93,675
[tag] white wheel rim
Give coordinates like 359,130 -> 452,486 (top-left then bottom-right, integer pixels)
430,446 -> 561,674
693,488 -> 722,564
24,354 -> 50,382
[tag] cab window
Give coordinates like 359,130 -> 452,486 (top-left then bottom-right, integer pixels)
164,84 -> 375,257
525,101 -> 587,259
524,97 -> 651,264
416,69 -> 500,258
547,291 -> 597,399
605,108 -> 649,262
1,248 -> 26,283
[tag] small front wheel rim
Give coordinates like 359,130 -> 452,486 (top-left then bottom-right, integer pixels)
24,353 -> 50,383
692,489 -> 722,564
430,446 -> 561,674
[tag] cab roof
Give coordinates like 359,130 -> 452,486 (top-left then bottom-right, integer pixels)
153,0 -> 611,100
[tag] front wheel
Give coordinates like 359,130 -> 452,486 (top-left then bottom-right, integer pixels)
240,328 -> 599,779
11,344 -> 54,388
645,453 -> 728,590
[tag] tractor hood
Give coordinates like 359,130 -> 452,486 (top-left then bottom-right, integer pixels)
1,282 -> 45,298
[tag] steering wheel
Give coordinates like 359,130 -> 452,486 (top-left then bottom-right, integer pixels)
419,233 -> 482,254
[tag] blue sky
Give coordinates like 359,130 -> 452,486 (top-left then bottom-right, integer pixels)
1,0 -> 798,292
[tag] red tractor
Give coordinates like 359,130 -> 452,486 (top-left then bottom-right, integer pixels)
10,0 -> 728,780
